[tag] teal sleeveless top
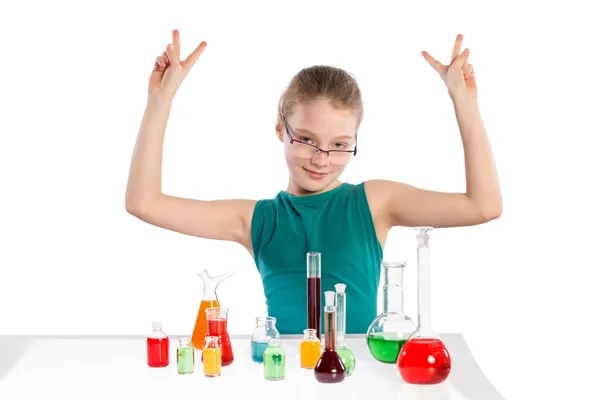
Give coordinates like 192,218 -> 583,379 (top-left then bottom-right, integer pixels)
251,182 -> 383,335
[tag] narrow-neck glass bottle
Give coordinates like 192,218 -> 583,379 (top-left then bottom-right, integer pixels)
300,328 -> 321,369
334,283 -> 355,376
264,338 -> 286,381
251,316 -> 280,363
203,335 -> 221,377
397,227 -> 451,384
176,337 -> 194,374
366,261 -> 416,363
314,291 -> 346,383
147,321 -> 169,367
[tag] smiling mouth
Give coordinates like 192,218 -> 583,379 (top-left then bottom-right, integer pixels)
304,168 -> 328,179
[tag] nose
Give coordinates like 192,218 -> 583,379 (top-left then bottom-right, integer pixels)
311,149 -> 330,167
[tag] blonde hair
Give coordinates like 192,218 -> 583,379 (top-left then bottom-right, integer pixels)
277,65 -> 363,131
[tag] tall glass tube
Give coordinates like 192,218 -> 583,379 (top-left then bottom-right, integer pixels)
397,227 -> 451,384
334,283 -> 355,376
307,252 -> 321,339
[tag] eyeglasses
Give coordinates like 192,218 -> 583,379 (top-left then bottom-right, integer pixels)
281,114 -> 357,163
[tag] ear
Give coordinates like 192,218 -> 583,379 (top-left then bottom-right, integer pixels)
275,122 -> 284,143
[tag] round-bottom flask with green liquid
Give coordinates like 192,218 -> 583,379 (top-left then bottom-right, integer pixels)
366,261 -> 416,363
263,338 -> 285,381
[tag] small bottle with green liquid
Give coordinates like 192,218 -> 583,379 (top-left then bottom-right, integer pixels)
176,337 -> 195,374
366,261 -> 416,363
264,338 -> 286,381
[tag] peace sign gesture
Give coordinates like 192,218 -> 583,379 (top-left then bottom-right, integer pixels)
422,34 -> 477,100
149,29 -> 208,99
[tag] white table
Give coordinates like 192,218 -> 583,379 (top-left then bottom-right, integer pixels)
0,333 -> 504,399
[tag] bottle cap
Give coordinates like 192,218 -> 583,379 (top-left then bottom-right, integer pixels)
268,338 -> 281,347
324,291 -> 335,306
152,321 -> 163,331
334,283 -> 346,293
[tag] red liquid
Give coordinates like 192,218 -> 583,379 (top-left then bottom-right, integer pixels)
314,349 -> 346,383
307,277 -> 321,339
397,338 -> 451,384
201,318 -> 234,366
147,337 -> 169,367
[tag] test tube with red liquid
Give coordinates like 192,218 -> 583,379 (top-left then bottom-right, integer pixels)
307,252 -> 321,339
397,227 -> 451,384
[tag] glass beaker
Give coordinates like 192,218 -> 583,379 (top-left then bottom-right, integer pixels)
397,227 -> 451,384
176,337 -> 194,374
314,291 -> 346,383
300,328 -> 321,369
307,252 -> 321,339
366,260 -> 416,363
191,270 -> 234,350
202,307 -> 234,366
147,321 -> 169,367
250,316 -> 280,363
334,283 -> 355,376
203,335 -> 222,377
263,338 -> 286,381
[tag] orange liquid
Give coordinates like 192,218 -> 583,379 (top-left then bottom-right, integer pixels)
191,300 -> 219,349
203,348 -> 222,377
300,339 -> 321,369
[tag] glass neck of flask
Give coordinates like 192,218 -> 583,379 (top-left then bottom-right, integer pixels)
382,263 -> 406,315
335,292 -> 346,348
324,310 -> 335,350
417,244 -> 435,335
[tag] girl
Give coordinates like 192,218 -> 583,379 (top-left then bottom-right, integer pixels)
125,30 -> 502,334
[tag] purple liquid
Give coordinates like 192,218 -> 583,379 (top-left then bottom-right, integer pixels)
314,349 -> 346,383
307,276 -> 321,339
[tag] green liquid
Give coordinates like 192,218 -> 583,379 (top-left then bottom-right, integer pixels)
336,347 -> 356,376
367,334 -> 407,363
263,347 -> 285,380
177,346 -> 195,374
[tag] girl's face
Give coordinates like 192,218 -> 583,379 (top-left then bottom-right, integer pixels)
277,99 -> 358,195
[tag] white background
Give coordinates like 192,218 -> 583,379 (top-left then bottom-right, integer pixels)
1,0 -> 599,399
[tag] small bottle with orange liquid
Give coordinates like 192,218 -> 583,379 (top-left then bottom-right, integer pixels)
300,328 -> 321,369
203,336 -> 222,377
191,270 -> 234,350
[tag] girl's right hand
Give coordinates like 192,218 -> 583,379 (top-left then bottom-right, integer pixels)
149,29 -> 207,99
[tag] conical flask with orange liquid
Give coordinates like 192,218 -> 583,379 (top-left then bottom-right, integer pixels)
191,270 -> 234,350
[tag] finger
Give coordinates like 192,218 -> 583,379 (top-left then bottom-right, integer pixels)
172,29 -> 181,60
450,48 -> 470,71
166,43 -> 180,66
182,41 -> 208,70
466,64 -> 475,78
421,51 -> 445,74
451,34 -> 464,64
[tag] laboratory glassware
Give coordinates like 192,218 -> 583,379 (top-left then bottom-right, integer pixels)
203,307 -> 234,366
250,316 -> 280,363
147,321 -> 169,367
307,252 -> 321,339
300,328 -> 321,369
366,260 -> 416,363
397,227 -> 451,384
176,337 -> 194,374
191,270 -> 234,350
314,291 -> 346,383
203,335 -> 222,377
264,338 -> 286,381
334,283 -> 355,376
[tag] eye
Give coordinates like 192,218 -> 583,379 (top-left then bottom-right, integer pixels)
334,143 -> 346,149
300,137 -> 313,144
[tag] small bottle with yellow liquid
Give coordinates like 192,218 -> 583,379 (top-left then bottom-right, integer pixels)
203,335 -> 222,377
300,328 -> 321,368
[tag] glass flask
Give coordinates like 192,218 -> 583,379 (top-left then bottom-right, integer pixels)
176,337 -> 194,374
366,260 -> 416,363
250,316 -> 280,363
191,270 -> 234,350
203,335 -> 222,377
307,252 -> 321,339
202,307 -> 234,366
314,291 -> 346,383
147,321 -> 169,367
263,338 -> 286,381
300,328 -> 321,369
397,227 -> 451,384
334,283 -> 355,376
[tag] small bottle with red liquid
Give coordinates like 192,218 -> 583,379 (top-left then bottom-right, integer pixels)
307,252 -> 321,339
397,227 -> 451,384
147,321 -> 169,367
202,307 -> 234,366
314,291 -> 345,383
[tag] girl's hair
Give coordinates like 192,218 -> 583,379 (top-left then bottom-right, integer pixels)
277,65 -> 363,131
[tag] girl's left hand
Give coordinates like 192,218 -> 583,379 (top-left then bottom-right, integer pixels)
422,34 -> 477,100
